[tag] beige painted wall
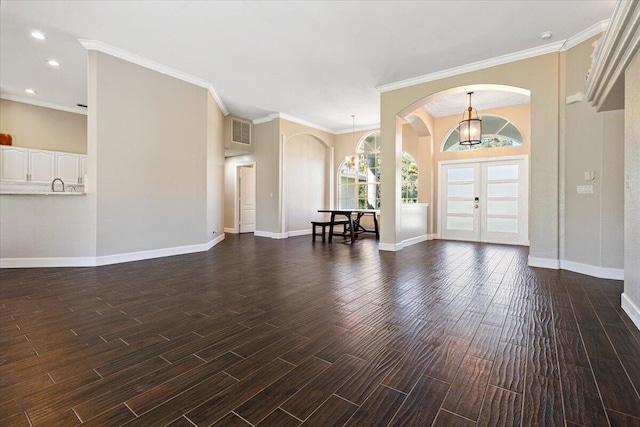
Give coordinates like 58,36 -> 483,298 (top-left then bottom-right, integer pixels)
381,53 -> 560,259
286,134 -> 327,231
0,195 -> 96,258
562,35 -> 624,269
0,99 -> 87,153
207,93 -> 225,241
93,52 -> 209,256
625,51 -> 640,311
253,120 -> 279,233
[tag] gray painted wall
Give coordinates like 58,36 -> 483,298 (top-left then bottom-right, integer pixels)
625,51 -> 640,312
93,52 -> 210,256
562,35 -> 624,269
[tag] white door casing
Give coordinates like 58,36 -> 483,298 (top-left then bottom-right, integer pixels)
439,156 -> 528,245
239,165 -> 256,233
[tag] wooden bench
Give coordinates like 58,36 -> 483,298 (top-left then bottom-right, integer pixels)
311,220 -> 350,242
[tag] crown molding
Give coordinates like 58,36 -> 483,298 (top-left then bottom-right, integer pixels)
376,41 -> 565,93
253,112 -> 336,134
560,19 -> 609,52
586,0 -> 639,111
0,94 -> 87,115
376,20 -> 613,94
334,124 -> 380,135
252,115 -> 275,125
79,39 -> 229,115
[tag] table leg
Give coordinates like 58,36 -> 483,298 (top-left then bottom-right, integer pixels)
348,214 -> 355,244
328,213 -> 335,243
373,213 -> 379,239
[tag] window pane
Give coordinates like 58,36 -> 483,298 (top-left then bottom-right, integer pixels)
487,201 -> 519,215
487,164 -> 518,181
487,217 -> 518,233
481,115 -> 507,135
447,216 -> 474,231
447,167 -> 474,182
448,184 -> 474,198
487,183 -> 518,197
448,201 -> 474,215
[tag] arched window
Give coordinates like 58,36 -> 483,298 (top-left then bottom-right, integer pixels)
442,115 -> 524,152
402,152 -> 418,204
338,132 -> 381,209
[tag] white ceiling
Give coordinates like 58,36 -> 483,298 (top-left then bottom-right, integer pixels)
0,1 -> 616,132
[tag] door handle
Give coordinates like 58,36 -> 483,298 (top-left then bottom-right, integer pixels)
474,197 -> 479,209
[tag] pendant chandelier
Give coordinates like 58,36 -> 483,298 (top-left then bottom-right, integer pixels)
458,92 -> 482,146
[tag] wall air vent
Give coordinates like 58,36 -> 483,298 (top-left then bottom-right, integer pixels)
232,118 -> 252,145
225,115 -> 254,157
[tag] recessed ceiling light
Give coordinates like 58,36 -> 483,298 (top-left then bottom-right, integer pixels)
31,31 -> 47,40
25,88 -> 37,94
540,31 -> 553,40
47,60 -> 60,67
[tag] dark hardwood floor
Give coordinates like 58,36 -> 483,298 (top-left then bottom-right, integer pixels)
1,234 -> 640,426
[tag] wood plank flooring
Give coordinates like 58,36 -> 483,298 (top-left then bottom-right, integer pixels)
1,234 -> 639,426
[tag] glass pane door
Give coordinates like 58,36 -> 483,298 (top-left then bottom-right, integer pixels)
440,163 -> 481,241
439,158 -> 528,246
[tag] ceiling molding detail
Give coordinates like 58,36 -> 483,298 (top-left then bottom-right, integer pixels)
376,41 -> 565,93
79,39 -> 228,115
334,124 -> 381,135
560,19 -> 610,51
0,94 -> 87,115
253,112 -> 336,134
586,1 -> 640,111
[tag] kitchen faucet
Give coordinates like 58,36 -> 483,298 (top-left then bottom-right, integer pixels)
51,178 -> 65,192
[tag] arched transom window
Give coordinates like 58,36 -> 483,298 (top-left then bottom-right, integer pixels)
338,132 -> 381,209
443,115 -> 524,151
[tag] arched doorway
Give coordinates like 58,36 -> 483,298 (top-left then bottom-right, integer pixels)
384,84 -> 532,248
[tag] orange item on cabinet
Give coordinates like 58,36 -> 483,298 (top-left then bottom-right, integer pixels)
0,133 -> 12,146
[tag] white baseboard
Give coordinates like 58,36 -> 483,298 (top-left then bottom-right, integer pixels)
401,234 -> 429,248
528,256 -> 625,280
0,257 -> 97,268
254,230 -> 288,239
380,234 -> 430,252
379,242 -> 403,251
528,256 -> 560,269
287,229 -> 312,237
224,227 -> 237,234
622,293 -> 640,332
0,237 -> 227,269
207,233 -> 225,250
560,260 -> 624,280
427,234 -> 437,240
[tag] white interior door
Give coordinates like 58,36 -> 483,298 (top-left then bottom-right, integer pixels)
481,159 -> 528,245
239,165 -> 255,233
440,157 -> 528,245
440,163 -> 482,241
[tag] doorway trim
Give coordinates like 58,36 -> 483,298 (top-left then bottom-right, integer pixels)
233,161 -> 256,234
437,154 -> 529,244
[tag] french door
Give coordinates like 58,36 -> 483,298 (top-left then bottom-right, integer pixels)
439,157 -> 528,245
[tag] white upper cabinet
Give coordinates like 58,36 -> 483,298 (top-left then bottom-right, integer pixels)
55,152 -> 80,184
79,155 -> 88,184
0,146 -> 87,186
28,149 -> 55,183
0,146 -> 29,182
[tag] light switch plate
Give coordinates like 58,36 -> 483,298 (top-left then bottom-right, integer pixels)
577,185 -> 593,194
